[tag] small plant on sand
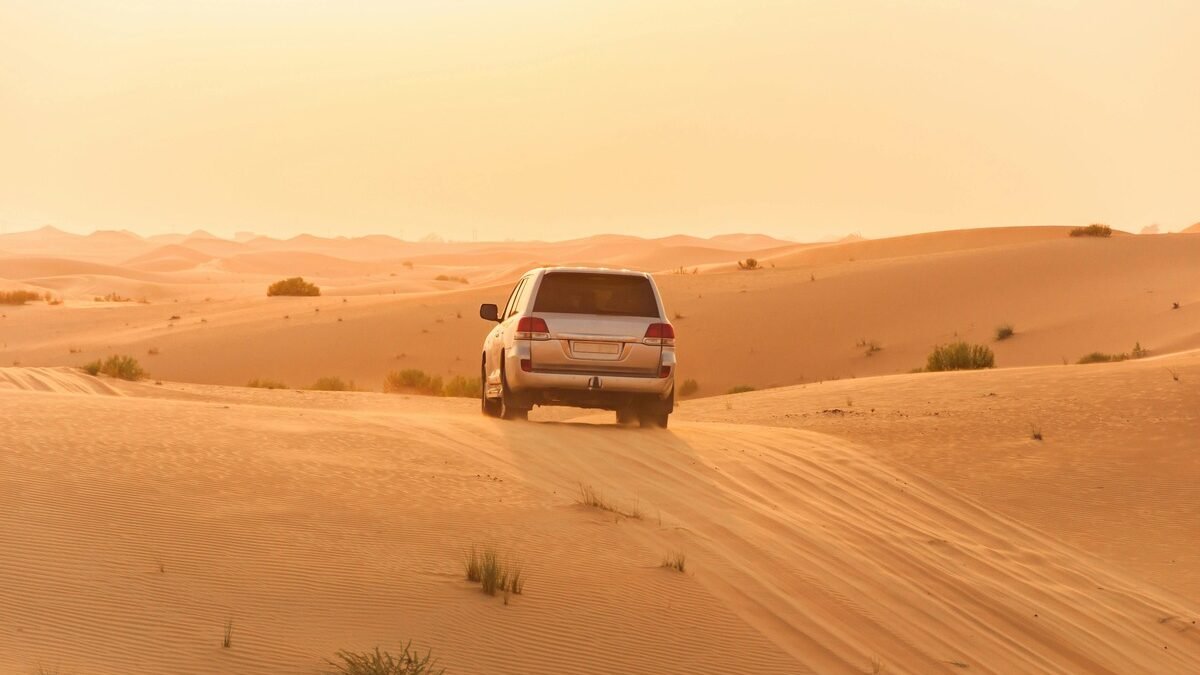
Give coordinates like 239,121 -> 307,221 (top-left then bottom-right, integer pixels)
736,258 -> 760,271
661,551 -> 687,573
679,378 -> 699,397
576,483 -> 642,519
856,338 -> 882,355
94,291 -> 130,302
81,354 -> 145,380
727,385 -> 756,394
1069,223 -> 1112,238
247,378 -> 288,390
925,342 -> 994,372
327,642 -> 444,675
267,277 -> 320,297
1172,301 -> 1180,310
1167,368 -> 1180,382
222,620 -> 233,648
310,376 -> 351,391
464,546 -> 524,596
433,274 -> 468,284
994,323 -> 1015,341
1030,424 -> 1043,441
147,347 -> 160,356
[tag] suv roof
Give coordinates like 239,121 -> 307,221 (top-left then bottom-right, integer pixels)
526,266 -> 651,279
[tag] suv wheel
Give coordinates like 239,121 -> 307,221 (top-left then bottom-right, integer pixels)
499,361 -> 528,421
481,360 -> 501,418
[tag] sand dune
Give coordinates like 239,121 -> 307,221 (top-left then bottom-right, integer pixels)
2,358 -> 1198,674
3,224 -> 1198,673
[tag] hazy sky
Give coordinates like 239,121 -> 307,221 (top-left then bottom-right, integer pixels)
2,1 -> 1198,241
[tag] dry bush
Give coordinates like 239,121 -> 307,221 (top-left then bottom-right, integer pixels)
661,551 -> 687,573
247,378 -> 287,389
442,375 -> 480,398
0,290 -> 43,305
1069,224 -> 1112,238
310,376 -> 351,391
464,546 -> 524,596
384,369 -> 444,395
267,277 -> 320,297
327,643 -> 444,675
94,292 -> 130,302
727,385 -> 756,394
925,342 -> 994,371
679,378 -> 699,397
994,324 -> 1015,341
433,274 -> 468,284
736,258 -> 760,270
1078,342 -> 1148,364
82,354 -> 145,380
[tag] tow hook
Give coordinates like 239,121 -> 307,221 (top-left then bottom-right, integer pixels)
588,376 -> 602,390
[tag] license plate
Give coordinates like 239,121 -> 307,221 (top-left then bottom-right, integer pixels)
572,341 -> 620,355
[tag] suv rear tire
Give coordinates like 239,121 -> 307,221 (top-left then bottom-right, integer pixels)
481,361 -> 501,418
499,361 -> 529,421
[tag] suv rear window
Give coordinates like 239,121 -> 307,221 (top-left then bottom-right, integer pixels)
533,273 -> 659,317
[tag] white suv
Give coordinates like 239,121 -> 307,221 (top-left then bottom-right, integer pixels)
479,267 -> 676,427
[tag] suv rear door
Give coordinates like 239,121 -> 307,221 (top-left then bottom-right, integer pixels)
525,272 -> 665,377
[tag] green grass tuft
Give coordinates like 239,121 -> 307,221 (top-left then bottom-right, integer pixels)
81,354 -> 145,380
464,546 -> 524,597
310,376 -> 352,391
661,551 -> 687,573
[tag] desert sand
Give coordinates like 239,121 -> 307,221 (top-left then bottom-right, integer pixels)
2,225 -> 1199,674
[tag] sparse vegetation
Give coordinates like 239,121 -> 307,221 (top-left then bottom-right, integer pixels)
267,277 -> 320,297
661,551 -> 687,573
147,347 -> 160,356
994,324 -> 1015,341
310,376 -> 351,391
222,620 -> 233,649
679,378 -> 699,397
925,342 -> 994,372
1078,342 -> 1149,364
383,369 -> 479,398
856,338 -> 882,355
576,483 -> 642,519
433,274 -> 468,284
464,546 -> 524,596
81,354 -> 145,380
247,378 -> 288,390
1030,424 -> 1043,441
1069,223 -> 1112,238
0,290 -> 44,305
1171,301 -> 1180,310
94,292 -> 130,302
727,385 -> 756,394
736,258 -> 760,271
327,643 -> 444,675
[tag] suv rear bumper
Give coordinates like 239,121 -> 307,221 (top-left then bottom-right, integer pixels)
505,347 -> 674,401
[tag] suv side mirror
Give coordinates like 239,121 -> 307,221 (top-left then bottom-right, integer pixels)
479,303 -> 500,322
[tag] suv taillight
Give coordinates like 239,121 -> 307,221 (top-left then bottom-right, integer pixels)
643,323 -> 675,347
515,317 -> 551,341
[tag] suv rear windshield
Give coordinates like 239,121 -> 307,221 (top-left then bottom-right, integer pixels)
533,273 -> 659,317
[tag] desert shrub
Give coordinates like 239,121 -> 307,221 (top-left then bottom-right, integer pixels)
384,369 -> 444,395
737,258 -> 760,270
679,378 -> 699,397
661,551 -> 687,573
727,385 -> 756,394
267,277 -> 320,297
433,275 -> 468,284
247,378 -> 288,390
0,290 -> 43,305
1078,343 -> 1149,364
327,642 -> 444,675
442,375 -> 481,398
464,546 -> 524,596
995,324 -> 1015,341
82,354 -> 145,380
94,292 -> 130,302
1069,224 -> 1112,238
311,376 -> 351,391
925,342 -> 994,371
576,483 -> 641,519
